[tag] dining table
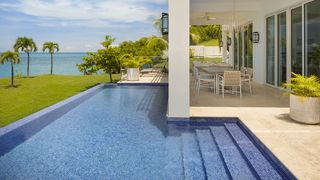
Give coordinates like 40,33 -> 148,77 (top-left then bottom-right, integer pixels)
198,66 -> 235,94
193,61 -> 233,68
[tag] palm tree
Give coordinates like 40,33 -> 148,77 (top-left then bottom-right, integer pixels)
14,37 -> 37,77
0,51 -> 20,87
42,42 -> 59,75
146,36 -> 168,51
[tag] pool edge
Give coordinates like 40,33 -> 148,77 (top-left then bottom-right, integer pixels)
0,83 -> 106,136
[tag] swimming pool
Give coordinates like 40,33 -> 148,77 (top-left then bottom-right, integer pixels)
0,85 -> 295,179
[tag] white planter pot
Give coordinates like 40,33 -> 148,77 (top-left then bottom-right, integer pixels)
127,68 -> 140,81
290,94 -> 320,124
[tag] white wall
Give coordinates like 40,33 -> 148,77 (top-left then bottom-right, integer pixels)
190,46 -> 222,58
168,0 -> 190,118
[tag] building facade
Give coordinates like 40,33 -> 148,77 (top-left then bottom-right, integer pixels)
168,0 -> 320,118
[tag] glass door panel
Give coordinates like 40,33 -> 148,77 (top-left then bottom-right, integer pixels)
305,1 -> 320,77
267,16 -> 275,85
291,7 -> 303,75
234,31 -> 239,70
278,12 -> 287,86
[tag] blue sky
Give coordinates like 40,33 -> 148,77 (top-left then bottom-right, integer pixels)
0,0 -> 167,52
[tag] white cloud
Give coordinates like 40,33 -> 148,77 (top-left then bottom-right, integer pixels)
0,0 -> 167,27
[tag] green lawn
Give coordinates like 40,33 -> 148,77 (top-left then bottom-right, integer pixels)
199,39 -> 219,46
0,74 -> 120,127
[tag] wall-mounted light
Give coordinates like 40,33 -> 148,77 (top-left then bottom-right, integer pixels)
219,40 -> 223,47
227,37 -> 232,46
253,32 -> 260,43
161,12 -> 168,35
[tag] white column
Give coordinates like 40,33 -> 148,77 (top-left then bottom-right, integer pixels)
168,0 -> 190,118
222,31 -> 227,63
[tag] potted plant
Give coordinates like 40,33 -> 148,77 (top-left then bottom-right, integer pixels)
120,54 -> 151,81
283,73 -> 320,124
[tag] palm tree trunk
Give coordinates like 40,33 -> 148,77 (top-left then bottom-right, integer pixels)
11,62 -> 14,87
27,52 -> 30,77
50,53 -> 53,75
109,71 -> 113,83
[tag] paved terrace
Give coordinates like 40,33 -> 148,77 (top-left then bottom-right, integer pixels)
190,79 -> 320,179
118,71 -> 168,84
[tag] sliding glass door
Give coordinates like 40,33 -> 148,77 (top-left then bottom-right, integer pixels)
266,16 -> 275,85
265,0 -> 320,87
305,0 -> 320,77
239,31 -> 243,69
291,7 -> 303,75
246,24 -> 253,68
278,12 -> 287,86
234,31 -> 239,70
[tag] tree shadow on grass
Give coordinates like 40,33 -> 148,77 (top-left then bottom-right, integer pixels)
19,76 -> 36,79
3,84 -> 21,89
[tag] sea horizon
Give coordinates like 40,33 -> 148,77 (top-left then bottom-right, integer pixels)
0,52 -> 89,78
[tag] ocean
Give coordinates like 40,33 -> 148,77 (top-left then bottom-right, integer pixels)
0,52 -> 87,78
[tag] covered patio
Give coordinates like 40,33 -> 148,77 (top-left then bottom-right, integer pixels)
190,80 -> 288,108
168,0 -> 320,179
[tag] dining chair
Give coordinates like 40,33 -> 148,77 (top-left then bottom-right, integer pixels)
194,67 -> 216,94
218,71 -> 242,98
241,68 -> 253,94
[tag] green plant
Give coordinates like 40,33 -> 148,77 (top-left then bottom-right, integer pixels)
77,52 -> 99,75
283,73 -> 320,97
0,51 -> 20,87
120,54 -> 151,68
14,37 -> 37,77
190,48 -> 195,58
43,42 -> 59,75
77,35 -> 120,82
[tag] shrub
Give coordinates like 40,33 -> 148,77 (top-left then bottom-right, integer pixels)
283,73 -> 320,97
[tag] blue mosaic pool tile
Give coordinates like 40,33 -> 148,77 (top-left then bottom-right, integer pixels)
196,129 -> 230,180
225,123 -> 283,180
181,132 -> 206,180
210,126 -> 256,180
165,136 -> 184,180
0,85 -> 296,179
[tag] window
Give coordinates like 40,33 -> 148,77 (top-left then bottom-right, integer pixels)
278,12 -> 287,86
305,0 -> 320,77
291,7 -> 303,75
267,16 -> 275,85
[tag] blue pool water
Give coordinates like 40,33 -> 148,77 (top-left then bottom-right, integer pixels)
0,52 -> 86,77
0,85 -> 295,179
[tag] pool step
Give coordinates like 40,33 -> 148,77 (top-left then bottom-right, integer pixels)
181,132 -> 206,180
225,123 -> 283,180
210,126 -> 257,180
195,129 -> 230,180
165,136 -> 184,180
175,124 -> 288,180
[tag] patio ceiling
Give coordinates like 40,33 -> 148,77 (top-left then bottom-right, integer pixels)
190,0 -> 262,26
